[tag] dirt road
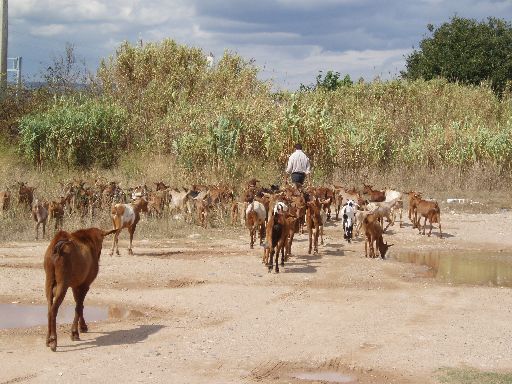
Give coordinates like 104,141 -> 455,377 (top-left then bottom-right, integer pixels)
1,209 -> 511,384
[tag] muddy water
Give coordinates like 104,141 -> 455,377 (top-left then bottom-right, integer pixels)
292,371 -> 356,383
0,304 -> 111,329
395,250 -> 512,287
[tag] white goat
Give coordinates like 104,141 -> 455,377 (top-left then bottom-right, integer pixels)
384,188 -> 404,227
245,200 -> 267,248
367,198 -> 401,232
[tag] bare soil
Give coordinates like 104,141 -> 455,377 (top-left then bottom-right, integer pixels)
1,207 -> 512,384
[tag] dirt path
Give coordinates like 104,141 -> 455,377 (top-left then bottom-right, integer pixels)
1,209 -> 512,384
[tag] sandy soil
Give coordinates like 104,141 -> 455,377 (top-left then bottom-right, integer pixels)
1,207 -> 512,384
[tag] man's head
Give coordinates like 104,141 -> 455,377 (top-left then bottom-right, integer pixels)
294,143 -> 302,150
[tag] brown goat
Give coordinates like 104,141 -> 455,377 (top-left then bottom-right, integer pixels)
262,209 -> 290,273
0,189 -> 11,212
412,196 -> 443,238
362,184 -> 385,202
18,182 -> 35,210
306,196 -> 325,254
32,199 -> 48,240
48,200 -> 65,232
44,227 -> 116,351
405,191 -> 422,223
363,214 -> 393,258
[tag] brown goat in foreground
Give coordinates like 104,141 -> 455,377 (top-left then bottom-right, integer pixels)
44,227 -> 116,352
363,213 -> 393,259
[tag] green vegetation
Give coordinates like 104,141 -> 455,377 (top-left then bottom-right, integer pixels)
438,367 -> 512,384
18,96 -> 127,168
1,36 -> 512,190
402,16 -> 512,96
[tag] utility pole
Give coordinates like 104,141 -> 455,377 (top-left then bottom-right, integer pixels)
0,0 -> 7,100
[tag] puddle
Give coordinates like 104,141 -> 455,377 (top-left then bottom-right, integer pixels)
0,304 -> 142,329
293,371 -> 356,383
395,250 -> 512,287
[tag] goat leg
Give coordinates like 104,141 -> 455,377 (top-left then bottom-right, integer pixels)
268,250 -> 274,272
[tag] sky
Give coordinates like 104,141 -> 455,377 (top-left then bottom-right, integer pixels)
6,0 -> 512,91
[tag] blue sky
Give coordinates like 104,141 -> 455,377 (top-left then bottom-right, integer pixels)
7,0 -> 512,90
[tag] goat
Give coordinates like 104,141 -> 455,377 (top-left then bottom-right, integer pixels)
262,208 -> 290,273
147,190 -> 168,218
384,188 -> 404,227
362,184 -> 385,202
0,189 -> 11,212
245,200 -> 266,248
231,201 -> 247,226
306,196 -> 324,254
32,199 -> 48,240
48,200 -> 64,232
18,182 -> 35,210
189,191 -> 211,228
362,214 -> 393,258
169,188 -> 192,219
110,197 -> 148,255
411,195 -> 443,238
284,207 -> 299,260
44,227 -> 117,351
333,185 -> 364,220
367,198 -> 401,232
405,191 -> 422,223
354,209 -> 371,237
154,181 -> 170,191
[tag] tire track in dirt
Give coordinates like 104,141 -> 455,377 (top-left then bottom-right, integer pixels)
0,373 -> 38,384
247,360 -> 287,381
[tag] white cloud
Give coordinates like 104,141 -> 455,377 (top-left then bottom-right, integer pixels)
30,24 -> 68,37
7,0 -> 512,90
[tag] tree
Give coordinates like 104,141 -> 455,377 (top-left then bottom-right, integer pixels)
300,71 -> 353,91
42,43 -> 90,94
402,16 -> 512,95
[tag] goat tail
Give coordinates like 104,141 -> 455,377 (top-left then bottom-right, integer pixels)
102,228 -> 118,237
52,239 -> 71,263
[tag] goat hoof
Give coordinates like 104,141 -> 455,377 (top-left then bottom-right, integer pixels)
71,332 -> 80,341
48,337 -> 57,351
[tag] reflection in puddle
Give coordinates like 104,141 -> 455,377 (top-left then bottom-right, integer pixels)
395,250 -> 512,287
293,371 -> 356,383
0,304 -> 143,329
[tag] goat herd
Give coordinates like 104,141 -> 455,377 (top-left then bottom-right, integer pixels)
0,178 -> 442,352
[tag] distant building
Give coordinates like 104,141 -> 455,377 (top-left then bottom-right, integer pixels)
206,52 -> 214,69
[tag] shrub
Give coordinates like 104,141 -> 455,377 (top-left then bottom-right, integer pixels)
18,96 -> 127,169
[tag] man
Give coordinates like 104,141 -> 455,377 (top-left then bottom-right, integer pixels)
286,143 -> 311,188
